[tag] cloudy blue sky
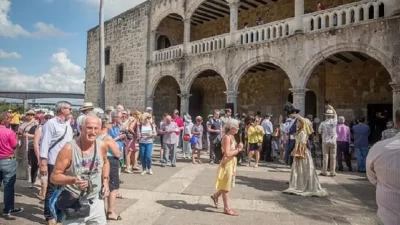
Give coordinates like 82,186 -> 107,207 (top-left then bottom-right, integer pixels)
0,0 -> 144,104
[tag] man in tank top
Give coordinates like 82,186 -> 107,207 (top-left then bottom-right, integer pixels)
51,115 -> 110,224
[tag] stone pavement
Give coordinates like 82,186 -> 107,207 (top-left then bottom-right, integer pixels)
0,146 -> 380,225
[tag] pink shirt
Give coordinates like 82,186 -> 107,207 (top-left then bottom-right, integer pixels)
173,116 -> 184,135
0,125 -> 17,158
336,124 -> 350,143
367,133 -> 400,225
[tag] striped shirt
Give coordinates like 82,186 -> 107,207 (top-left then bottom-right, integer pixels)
367,133 -> 400,225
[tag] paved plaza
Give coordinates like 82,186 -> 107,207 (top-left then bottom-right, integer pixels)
0,144 -> 380,225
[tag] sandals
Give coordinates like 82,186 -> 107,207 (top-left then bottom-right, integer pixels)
224,208 -> 239,216
107,212 -> 122,220
210,195 -> 218,208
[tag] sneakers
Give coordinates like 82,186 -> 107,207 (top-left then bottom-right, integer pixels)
124,169 -> 133,174
148,169 -> 153,175
3,208 -> 24,216
140,170 -> 147,176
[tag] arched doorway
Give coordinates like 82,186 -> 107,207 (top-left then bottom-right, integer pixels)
305,51 -> 392,143
155,13 -> 184,50
288,90 -> 317,118
153,76 -> 181,122
237,62 -> 292,125
189,69 -> 226,118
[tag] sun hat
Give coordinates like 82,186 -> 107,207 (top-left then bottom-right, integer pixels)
44,111 -> 55,117
80,102 -> 94,111
92,107 -> 105,117
25,110 -> 36,115
145,107 -> 153,112
324,109 -> 335,116
105,106 -> 114,111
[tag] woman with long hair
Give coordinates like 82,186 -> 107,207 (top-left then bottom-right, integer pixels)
137,112 -> 157,175
210,120 -> 244,216
191,116 -> 203,164
246,116 -> 265,167
283,116 -> 329,197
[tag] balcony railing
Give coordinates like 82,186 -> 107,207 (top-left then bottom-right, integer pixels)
239,18 -> 294,45
190,33 -> 230,55
304,0 -> 385,32
153,44 -> 183,62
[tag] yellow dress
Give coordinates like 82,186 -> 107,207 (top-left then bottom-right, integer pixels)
215,135 -> 237,191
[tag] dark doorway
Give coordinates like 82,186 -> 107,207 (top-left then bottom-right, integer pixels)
157,35 -> 171,50
367,104 -> 392,143
189,89 -> 203,117
288,91 -> 317,117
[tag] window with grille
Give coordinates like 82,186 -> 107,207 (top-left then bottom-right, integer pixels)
105,47 -> 110,65
116,64 -> 123,83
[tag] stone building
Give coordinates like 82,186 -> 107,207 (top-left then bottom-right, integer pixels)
85,0 -> 400,133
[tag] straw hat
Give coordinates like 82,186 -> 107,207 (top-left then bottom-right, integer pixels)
80,102 -> 94,111
25,110 -> 36,115
324,109 -> 335,116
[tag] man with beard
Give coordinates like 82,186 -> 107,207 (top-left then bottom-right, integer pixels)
51,115 -> 110,224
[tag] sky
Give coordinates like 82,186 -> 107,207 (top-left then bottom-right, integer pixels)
0,0 -> 145,104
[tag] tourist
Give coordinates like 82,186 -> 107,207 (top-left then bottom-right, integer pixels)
261,114 -> 273,162
191,116 -> 203,164
116,104 -> 124,112
97,115 -> 122,221
50,115 -> 110,224
183,114 -> 193,159
17,109 -> 38,150
283,116 -> 329,197
40,101 -> 73,225
172,109 -> 184,148
0,111 -> 24,216
366,109 -> 400,225
210,119 -> 244,216
108,110 -> 125,186
10,109 -> 21,132
220,108 -> 233,134
206,114 -> 213,154
246,116 -> 264,167
256,17 -> 264,25
381,121 -> 398,140
25,110 -> 42,189
207,109 -> 222,164
137,112 -> 157,174
76,102 -> 94,136
33,111 -> 54,200
279,115 -> 289,164
235,113 -> 247,165
336,116 -> 352,172
120,110 -> 131,173
282,103 -> 300,165
127,110 -> 141,171
318,105 -> 338,177
352,116 -> 370,173
159,115 -> 179,167
159,113 -> 168,162
105,106 -> 114,122
317,1 -> 326,11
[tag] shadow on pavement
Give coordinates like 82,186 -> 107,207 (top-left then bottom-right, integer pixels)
235,175 -> 288,192
156,200 -> 218,213
0,202 -> 44,224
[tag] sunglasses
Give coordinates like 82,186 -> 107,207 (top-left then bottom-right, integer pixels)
26,114 -> 35,116
44,117 -> 52,120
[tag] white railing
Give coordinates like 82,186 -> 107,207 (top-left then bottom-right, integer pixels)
190,33 -> 229,55
153,44 -> 183,62
239,18 -> 294,45
304,0 -> 385,32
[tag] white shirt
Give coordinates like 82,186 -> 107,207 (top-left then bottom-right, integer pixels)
261,119 -> 273,135
367,133 -> 400,225
318,115 -> 338,144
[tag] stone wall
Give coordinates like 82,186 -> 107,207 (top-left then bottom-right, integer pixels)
157,17 -> 184,46
85,2 -> 150,110
153,76 -> 181,122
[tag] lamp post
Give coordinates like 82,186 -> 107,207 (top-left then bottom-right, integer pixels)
99,0 -> 105,109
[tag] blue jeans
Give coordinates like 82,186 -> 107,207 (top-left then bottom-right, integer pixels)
0,158 -> 17,214
355,147 -> 369,172
163,143 -> 177,166
139,143 -> 153,170
183,141 -> 192,157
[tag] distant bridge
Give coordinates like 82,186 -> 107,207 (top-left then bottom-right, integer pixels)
0,91 -> 84,100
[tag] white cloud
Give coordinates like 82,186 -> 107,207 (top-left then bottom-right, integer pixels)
0,0 -> 69,38
77,0 -> 146,19
0,49 -> 21,59
0,49 -> 85,93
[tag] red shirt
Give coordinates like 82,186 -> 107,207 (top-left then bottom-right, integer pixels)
0,125 -> 17,158
173,116 -> 184,135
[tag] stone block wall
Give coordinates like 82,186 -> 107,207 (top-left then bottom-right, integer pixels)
85,2 -> 150,110
157,17 -> 184,47
153,76 -> 181,122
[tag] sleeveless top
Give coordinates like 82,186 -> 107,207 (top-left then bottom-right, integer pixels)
97,134 -> 113,157
64,139 -> 103,199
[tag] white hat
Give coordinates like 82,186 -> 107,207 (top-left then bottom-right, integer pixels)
105,106 -> 114,111
44,111 -> 55,117
92,108 -> 104,116
145,107 -> 153,112
80,102 -> 94,111
324,109 -> 335,116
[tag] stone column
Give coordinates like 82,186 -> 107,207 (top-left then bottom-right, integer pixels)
391,82 -> 400,121
146,96 -> 154,109
149,30 -> 156,60
229,1 -> 239,33
290,88 -> 307,116
294,0 -> 304,34
183,19 -> 191,55
178,92 -> 192,116
224,90 -> 239,114
23,99 -> 28,113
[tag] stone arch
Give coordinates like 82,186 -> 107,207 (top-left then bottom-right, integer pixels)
186,0 -> 214,20
231,55 -> 295,91
184,63 -> 227,93
152,9 -> 185,30
299,43 -> 394,87
148,71 -> 183,97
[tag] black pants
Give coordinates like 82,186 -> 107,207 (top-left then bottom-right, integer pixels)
44,164 -> 60,222
10,124 -> 19,133
28,148 -> 39,184
337,141 -> 352,169
262,134 -> 272,161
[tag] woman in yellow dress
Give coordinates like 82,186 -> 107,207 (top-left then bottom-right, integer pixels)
211,119 -> 244,216
283,116 -> 329,197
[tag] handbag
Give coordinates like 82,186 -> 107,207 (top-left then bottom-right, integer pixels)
183,125 -> 190,142
56,141 -> 97,219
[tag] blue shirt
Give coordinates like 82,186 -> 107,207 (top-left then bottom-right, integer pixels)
108,125 -> 124,153
352,123 -> 370,148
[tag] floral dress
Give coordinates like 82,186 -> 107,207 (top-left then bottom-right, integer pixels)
215,135 -> 237,191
